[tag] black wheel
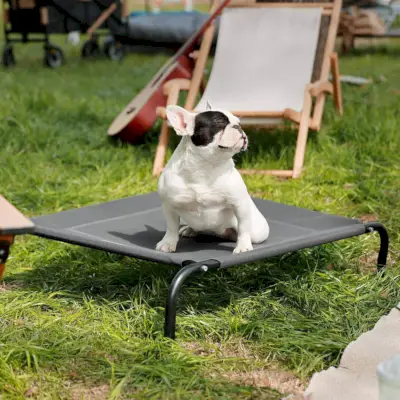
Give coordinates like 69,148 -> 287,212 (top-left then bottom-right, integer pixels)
44,45 -> 64,68
81,39 -> 100,58
3,46 -> 15,68
103,38 -> 124,61
102,35 -> 114,53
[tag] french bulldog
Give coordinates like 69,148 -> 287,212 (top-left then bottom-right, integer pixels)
156,102 -> 270,254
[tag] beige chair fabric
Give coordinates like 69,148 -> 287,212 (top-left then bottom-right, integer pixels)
195,7 -> 322,124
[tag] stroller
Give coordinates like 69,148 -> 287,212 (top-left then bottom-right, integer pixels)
3,0 -> 63,67
2,0 -> 127,68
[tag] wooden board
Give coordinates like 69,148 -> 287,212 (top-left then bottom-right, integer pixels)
0,196 -> 35,235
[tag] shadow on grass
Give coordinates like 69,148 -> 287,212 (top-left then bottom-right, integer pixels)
7,238 -> 341,316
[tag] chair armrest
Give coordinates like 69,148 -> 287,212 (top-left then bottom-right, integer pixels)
0,195 -> 35,235
308,80 -> 333,97
156,79 -> 192,119
163,78 -> 191,95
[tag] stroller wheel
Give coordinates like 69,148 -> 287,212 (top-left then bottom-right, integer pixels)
81,39 -> 100,58
3,46 -> 16,68
103,39 -> 124,62
44,45 -> 64,68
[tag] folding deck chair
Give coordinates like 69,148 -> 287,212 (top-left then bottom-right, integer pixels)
0,193 -> 389,339
152,0 -> 344,179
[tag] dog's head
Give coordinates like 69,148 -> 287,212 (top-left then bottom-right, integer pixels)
165,102 -> 248,160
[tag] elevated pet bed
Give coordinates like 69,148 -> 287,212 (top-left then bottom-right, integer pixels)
0,192 -> 389,339
113,11 -> 219,52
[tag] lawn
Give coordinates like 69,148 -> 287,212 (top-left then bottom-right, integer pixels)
0,32 -> 400,399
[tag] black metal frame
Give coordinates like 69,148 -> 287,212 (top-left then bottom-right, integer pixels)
2,0 -> 124,60
2,0 -> 68,69
4,0 -> 51,47
163,222 -> 389,339
164,259 -> 221,339
364,222 -> 389,272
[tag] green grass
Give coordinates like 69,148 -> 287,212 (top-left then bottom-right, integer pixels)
0,36 -> 400,399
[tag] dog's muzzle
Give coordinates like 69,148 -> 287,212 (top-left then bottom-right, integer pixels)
233,125 -> 248,151
218,124 -> 248,150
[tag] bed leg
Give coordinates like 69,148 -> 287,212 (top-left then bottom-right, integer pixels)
164,259 -> 220,339
365,222 -> 389,273
0,235 -> 14,280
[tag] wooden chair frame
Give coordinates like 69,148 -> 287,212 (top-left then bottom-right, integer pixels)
152,0 -> 344,179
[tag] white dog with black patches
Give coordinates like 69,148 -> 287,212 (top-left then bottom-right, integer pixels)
156,102 -> 270,254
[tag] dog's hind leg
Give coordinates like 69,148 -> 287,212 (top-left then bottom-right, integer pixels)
210,227 -> 237,242
179,225 -> 198,238
250,220 -> 270,244
221,228 -> 237,242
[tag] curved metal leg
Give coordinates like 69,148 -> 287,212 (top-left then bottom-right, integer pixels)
164,259 -> 220,339
365,222 -> 389,273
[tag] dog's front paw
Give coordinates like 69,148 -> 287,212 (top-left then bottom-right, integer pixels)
179,225 -> 198,238
156,239 -> 178,253
233,238 -> 253,254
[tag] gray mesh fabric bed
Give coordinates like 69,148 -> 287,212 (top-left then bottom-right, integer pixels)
112,11 -> 220,51
19,191 -> 388,339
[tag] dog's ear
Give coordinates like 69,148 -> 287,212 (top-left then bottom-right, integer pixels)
166,105 -> 195,136
206,101 -> 213,111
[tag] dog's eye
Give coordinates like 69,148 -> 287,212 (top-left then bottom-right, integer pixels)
218,145 -> 228,149
232,125 -> 244,134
